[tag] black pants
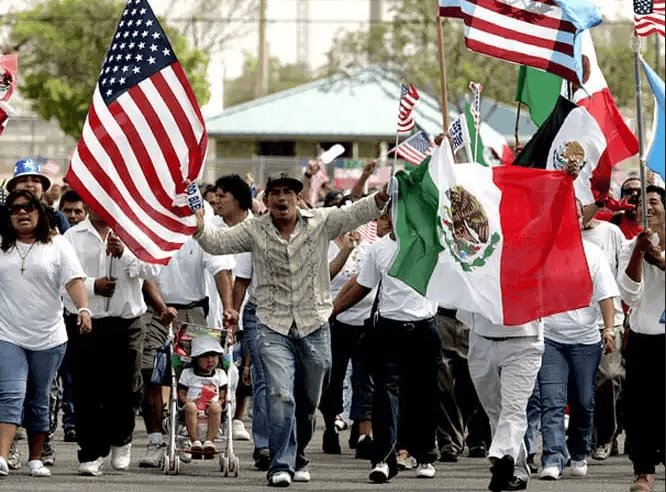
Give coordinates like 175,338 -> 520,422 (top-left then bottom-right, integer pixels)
67,315 -> 144,463
624,331 -> 665,474
370,317 -> 441,470
434,313 -> 491,456
319,319 -> 373,428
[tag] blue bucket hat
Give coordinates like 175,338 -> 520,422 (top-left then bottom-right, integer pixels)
6,158 -> 51,192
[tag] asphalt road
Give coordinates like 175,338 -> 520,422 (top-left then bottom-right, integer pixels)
2,417 -> 664,491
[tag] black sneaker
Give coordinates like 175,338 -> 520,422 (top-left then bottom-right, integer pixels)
348,421 -> 360,450
355,435 -> 373,460
488,455 -> 514,492
469,445 -> 489,458
439,451 -> 459,463
42,435 -> 56,466
322,429 -> 341,454
253,448 -> 271,471
64,428 -> 78,443
527,454 -> 539,474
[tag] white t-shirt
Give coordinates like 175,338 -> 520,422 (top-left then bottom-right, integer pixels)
544,241 -> 620,345
357,236 -> 438,322
617,237 -> 666,336
0,236 -> 85,350
328,242 -> 375,326
178,367 -> 228,402
583,220 -> 626,327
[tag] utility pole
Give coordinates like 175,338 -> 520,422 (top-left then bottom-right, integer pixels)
255,0 -> 268,98
368,0 -> 383,62
296,0 -> 310,69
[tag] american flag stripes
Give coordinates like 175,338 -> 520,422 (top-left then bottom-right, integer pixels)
357,220 -> 379,245
438,0 -> 601,84
395,130 -> 435,165
634,0 -> 665,37
397,83 -> 420,133
66,0 -> 207,265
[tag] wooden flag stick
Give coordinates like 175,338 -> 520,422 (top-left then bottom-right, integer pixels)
514,102 -> 522,150
436,11 -> 449,131
632,34 -> 648,230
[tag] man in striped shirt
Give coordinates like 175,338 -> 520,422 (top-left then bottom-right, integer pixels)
194,173 -> 388,487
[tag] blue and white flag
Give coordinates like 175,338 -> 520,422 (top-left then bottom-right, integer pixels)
642,58 -> 665,180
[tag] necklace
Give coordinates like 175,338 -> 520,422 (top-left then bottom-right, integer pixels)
15,242 -> 36,275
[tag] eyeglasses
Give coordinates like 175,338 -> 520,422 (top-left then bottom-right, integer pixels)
8,203 -> 37,215
622,188 -> 641,195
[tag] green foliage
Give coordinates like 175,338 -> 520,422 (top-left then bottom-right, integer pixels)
224,53 -> 318,107
9,0 -> 209,140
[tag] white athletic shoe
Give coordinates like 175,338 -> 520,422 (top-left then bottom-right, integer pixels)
79,457 -> 104,476
111,443 -> 131,470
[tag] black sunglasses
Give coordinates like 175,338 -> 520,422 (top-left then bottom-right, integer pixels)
9,203 -> 37,215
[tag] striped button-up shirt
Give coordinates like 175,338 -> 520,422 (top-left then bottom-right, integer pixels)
195,194 -> 382,336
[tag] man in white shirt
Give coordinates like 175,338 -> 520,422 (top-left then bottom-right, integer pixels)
460,311 -> 544,492
581,214 -> 626,461
332,217 -> 440,484
64,207 -> 161,477
617,184 -> 665,492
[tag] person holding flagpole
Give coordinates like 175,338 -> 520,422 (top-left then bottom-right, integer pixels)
617,184 -> 665,492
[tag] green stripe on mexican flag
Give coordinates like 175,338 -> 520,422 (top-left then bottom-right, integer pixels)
389,143 -> 592,326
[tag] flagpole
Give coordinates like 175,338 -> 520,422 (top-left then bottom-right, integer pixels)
436,11 -> 449,130
514,102 -> 522,150
632,34 -> 648,230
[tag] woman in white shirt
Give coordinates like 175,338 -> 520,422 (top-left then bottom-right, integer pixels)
0,190 -> 91,478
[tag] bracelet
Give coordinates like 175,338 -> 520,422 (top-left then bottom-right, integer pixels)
77,307 -> 92,316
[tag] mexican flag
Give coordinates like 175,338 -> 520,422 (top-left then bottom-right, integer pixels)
514,96 -> 606,205
515,66 -> 562,127
389,142 -> 592,326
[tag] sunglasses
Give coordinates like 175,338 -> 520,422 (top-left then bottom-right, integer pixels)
9,203 -> 37,215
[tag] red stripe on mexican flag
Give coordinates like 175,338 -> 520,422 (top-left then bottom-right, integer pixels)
389,143 -> 592,326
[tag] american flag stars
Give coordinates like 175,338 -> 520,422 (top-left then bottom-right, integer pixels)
99,0 -> 175,104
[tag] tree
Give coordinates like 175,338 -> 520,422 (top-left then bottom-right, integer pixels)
8,0 -> 209,140
224,53 -> 318,107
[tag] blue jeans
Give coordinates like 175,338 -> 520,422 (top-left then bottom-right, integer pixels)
258,323 -> 331,477
537,338 -> 601,470
0,341 -> 66,434
243,303 -> 269,451
524,382 -> 541,457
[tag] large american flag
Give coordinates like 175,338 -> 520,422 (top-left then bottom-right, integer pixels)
397,83 -> 420,133
438,0 -> 601,84
634,0 -> 665,37
66,0 -> 207,265
395,130 -> 435,165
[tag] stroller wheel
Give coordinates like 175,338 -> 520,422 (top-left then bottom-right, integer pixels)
220,455 -> 229,476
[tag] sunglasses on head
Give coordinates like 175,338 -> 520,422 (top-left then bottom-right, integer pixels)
8,203 -> 37,215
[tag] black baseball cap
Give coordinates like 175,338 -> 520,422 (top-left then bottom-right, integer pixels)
265,172 -> 303,193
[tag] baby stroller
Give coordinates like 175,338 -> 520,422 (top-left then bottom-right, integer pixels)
159,322 -> 239,476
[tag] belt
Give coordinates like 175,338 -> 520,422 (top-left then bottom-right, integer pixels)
378,316 -> 435,330
437,307 -> 457,318
167,297 -> 209,315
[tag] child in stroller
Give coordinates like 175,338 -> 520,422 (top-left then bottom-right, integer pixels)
177,335 -> 228,459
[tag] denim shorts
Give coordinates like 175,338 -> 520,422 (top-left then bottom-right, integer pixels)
0,340 -> 66,433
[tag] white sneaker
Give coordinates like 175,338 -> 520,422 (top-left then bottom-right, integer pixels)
268,471 -> 292,487
570,459 -> 588,477
369,462 -> 390,483
111,443 -> 131,470
139,442 -> 166,468
79,457 -> 104,476
416,463 -> 436,478
0,457 -> 8,476
27,460 -> 51,477
294,467 -> 310,482
539,465 -> 561,480
232,419 -> 251,441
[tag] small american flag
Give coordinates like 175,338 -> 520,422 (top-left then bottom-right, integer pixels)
468,81 -> 483,122
66,0 -> 207,265
397,83 -> 420,133
395,130 -> 435,165
439,0 -> 601,84
357,221 -> 379,244
634,0 -> 665,37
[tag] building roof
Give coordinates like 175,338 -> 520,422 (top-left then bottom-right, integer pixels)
206,65 -> 537,141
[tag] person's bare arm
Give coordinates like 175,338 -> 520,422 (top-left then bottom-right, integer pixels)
350,161 -> 377,199
332,277 -> 372,318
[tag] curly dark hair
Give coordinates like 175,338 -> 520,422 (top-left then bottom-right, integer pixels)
215,174 -> 252,211
1,190 -> 52,251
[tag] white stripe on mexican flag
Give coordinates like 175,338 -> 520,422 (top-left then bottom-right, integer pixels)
389,143 -> 592,326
